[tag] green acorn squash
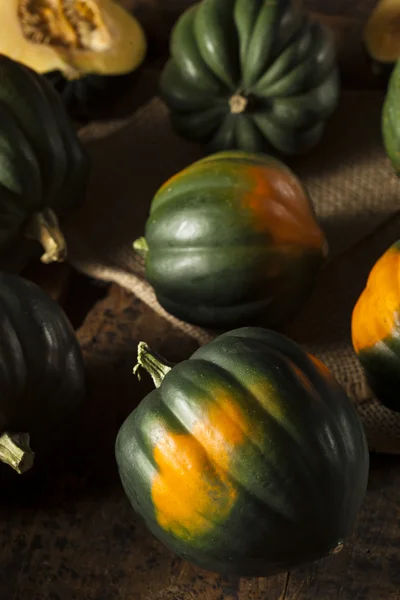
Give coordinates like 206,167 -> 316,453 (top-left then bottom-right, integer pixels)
134,150 -> 327,328
382,58 -> 400,176
0,54 -> 90,265
352,240 -> 400,412
115,327 -> 369,577
160,0 -> 340,156
0,272 -> 85,474
364,0 -> 400,77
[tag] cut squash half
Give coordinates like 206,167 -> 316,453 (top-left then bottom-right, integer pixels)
0,0 -> 147,78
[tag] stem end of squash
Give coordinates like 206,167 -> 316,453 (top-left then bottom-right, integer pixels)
133,237 -> 149,259
134,342 -> 173,389
330,542 -> 344,555
25,208 -> 67,264
229,94 -> 248,114
0,432 -> 35,475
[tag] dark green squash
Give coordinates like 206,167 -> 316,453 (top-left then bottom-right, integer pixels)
115,327 -> 369,577
352,240 -> 400,412
0,272 -> 85,474
382,58 -> 400,176
134,150 -> 327,328
0,54 -> 90,266
160,0 -> 340,156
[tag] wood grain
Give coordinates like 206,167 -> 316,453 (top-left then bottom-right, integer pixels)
0,283 -> 399,599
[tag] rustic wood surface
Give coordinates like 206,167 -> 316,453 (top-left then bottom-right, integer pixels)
2,0 -> 400,598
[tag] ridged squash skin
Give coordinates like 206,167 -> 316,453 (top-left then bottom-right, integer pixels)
382,59 -> 400,176
0,55 -> 90,265
135,151 -> 327,328
115,327 -> 369,577
352,240 -> 400,412
0,273 -> 85,472
160,0 -> 339,156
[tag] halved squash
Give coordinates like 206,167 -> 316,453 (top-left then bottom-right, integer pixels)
0,0 -> 147,79
364,0 -> 400,73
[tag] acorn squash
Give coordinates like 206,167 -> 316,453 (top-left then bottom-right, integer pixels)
0,0 -> 147,80
352,240 -> 400,412
0,55 -> 90,265
364,0 -> 400,76
382,59 -> 400,176
115,327 -> 369,577
134,151 -> 327,328
0,272 -> 85,474
160,0 -> 340,156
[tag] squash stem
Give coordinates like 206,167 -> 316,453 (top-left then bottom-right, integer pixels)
330,542 -> 344,555
24,207 -> 67,264
229,93 -> 248,114
133,342 -> 173,388
0,432 -> 35,475
133,237 -> 149,258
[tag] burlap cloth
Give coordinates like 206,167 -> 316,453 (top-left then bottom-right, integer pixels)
63,88 -> 400,454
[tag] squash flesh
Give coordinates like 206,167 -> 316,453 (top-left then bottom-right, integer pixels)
0,1 -> 68,73
0,0 -> 146,77
60,1 -> 147,75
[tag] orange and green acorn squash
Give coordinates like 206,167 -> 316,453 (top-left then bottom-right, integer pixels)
352,240 -> 400,412
134,151 -> 327,328
382,58 -> 400,176
115,327 -> 369,577
160,0 -> 340,156
0,272 -> 85,475
364,0 -> 400,77
0,54 -> 90,266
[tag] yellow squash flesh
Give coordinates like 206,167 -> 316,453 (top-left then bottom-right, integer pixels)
0,0 -> 147,78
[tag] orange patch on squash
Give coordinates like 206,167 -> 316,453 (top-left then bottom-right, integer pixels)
243,165 -> 326,251
352,244 -> 400,353
151,395 -> 249,540
291,364 -> 316,394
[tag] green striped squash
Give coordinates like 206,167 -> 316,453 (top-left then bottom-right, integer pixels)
160,0 -> 340,156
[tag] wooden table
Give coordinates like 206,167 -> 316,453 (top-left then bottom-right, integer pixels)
2,0 -> 400,598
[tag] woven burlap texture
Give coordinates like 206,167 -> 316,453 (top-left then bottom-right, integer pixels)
63,91 -> 400,454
